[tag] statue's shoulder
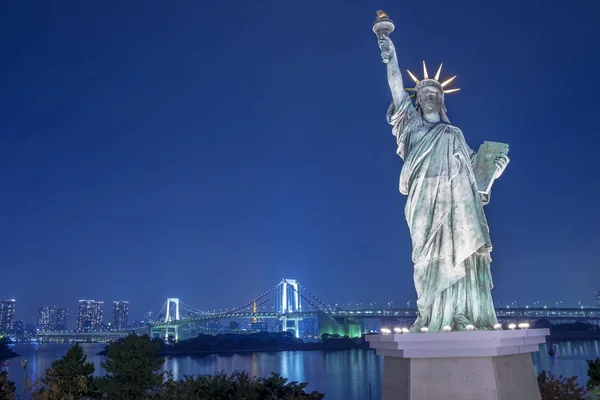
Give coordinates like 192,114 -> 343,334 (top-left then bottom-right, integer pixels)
442,122 -> 461,132
438,123 -> 469,144
442,123 -> 465,137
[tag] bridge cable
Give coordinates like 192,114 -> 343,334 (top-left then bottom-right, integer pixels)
298,283 -> 332,311
288,284 -> 325,313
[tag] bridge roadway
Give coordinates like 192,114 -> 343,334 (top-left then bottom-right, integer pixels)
153,307 -> 600,327
37,328 -> 147,340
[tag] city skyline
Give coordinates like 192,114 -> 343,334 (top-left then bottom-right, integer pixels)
1,1 -> 599,324
2,289 -> 598,330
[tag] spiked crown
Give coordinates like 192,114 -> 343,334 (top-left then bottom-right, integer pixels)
405,61 -> 460,98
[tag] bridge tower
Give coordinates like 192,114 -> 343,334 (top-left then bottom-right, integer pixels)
280,278 -> 302,338
280,279 -> 301,313
165,298 -> 180,323
151,298 -> 180,343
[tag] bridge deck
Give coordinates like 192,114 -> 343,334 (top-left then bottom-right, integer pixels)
153,307 -> 600,327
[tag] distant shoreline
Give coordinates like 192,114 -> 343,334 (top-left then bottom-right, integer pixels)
87,328 -> 600,357
547,330 -> 600,342
0,349 -> 19,360
98,342 -> 369,356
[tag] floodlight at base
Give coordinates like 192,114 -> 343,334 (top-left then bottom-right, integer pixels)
518,323 -> 530,329
466,324 -> 475,332
381,328 -> 391,335
393,327 -> 402,334
401,327 -> 410,334
420,327 -> 429,333
494,323 -> 502,330
443,325 -> 452,332
508,323 -> 516,330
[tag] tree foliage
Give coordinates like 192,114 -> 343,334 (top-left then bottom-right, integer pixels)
588,358 -> 600,389
31,344 -> 97,400
537,370 -> 587,400
98,334 -> 164,400
158,371 -> 324,400
0,371 -> 16,400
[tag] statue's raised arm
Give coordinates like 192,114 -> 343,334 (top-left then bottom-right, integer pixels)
373,12 -> 406,109
378,37 -> 406,109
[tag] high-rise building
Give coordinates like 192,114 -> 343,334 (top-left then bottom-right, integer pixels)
0,299 -> 16,333
596,291 -> 600,307
13,320 -> 24,335
24,324 -> 35,335
76,300 -> 103,332
37,305 -> 58,331
112,301 -> 129,330
56,308 -> 68,331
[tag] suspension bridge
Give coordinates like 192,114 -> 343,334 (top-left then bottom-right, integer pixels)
150,278 -> 348,341
149,278 -> 600,342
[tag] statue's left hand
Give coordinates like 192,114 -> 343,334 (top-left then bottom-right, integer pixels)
494,154 -> 510,179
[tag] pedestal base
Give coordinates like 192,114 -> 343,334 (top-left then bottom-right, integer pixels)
366,329 -> 549,400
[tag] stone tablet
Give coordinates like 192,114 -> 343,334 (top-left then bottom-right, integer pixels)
473,141 -> 509,195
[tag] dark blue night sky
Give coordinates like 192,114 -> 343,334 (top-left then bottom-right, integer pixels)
1,0 -> 599,323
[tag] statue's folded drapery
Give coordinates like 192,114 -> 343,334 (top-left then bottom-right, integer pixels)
387,94 -> 498,331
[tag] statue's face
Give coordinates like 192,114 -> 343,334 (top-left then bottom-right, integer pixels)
417,86 -> 443,114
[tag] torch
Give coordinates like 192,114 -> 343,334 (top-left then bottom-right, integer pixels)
373,10 -> 395,64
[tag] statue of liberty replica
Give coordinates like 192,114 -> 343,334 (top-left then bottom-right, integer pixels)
374,11 -> 510,333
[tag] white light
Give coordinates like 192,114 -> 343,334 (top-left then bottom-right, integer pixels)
466,324 -> 475,332
518,323 -> 530,329
393,327 -> 402,334
420,327 -> 429,333
380,328 -> 391,335
401,327 -> 410,334
493,324 -> 502,330
443,325 -> 452,332
508,323 -> 516,330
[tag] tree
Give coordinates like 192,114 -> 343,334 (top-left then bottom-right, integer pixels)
537,370 -> 587,400
588,358 -> 600,399
588,358 -> 600,389
98,334 -> 164,400
257,373 -> 325,400
0,338 -> 17,359
31,344 -> 97,400
158,371 -> 325,400
0,371 -> 16,400
534,319 -> 553,329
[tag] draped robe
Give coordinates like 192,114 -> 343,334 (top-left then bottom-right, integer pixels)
388,94 -> 498,332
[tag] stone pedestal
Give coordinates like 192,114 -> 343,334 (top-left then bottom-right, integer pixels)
366,328 -> 549,400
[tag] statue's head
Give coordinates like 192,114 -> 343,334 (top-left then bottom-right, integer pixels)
416,81 -> 444,115
407,62 -> 460,123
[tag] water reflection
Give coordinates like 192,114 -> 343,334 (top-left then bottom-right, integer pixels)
251,353 -> 258,377
533,341 -> 600,386
4,341 -> 600,399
